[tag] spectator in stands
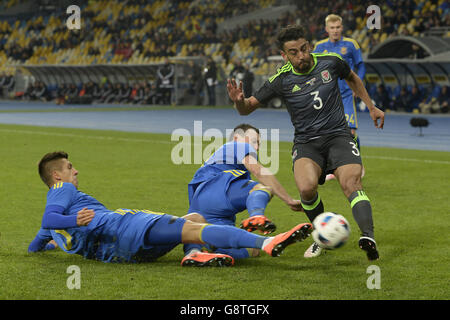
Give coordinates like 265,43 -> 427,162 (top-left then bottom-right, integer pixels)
186,60 -> 204,105
99,82 -> 113,103
0,73 -> 6,97
66,84 -> 80,103
24,82 -> 36,100
118,83 -> 132,103
229,60 -> 246,88
437,85 -> 449,113
157,58 -> 175,105
92,82 -> 102,102
84,82 -> 95,100
410,85 -> 422,112
3,74 -> 15,96
105,83 -> 121,104
142,82 -> 161,105
132,83 -> 146,104
204,57 -> 217,106
409,44 -> 427,59
56,83 -> 68,105
243,64 -> 254,98
419,97 -> 439,114
395,87 -> 411,112
33,81 -> 49,101
373,84 -> 391,111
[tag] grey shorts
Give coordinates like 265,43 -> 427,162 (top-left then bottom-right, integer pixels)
292,132 -> 362,185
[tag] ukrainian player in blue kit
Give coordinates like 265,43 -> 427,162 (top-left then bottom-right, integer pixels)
314,14 -> 366,179
28,151 -> 312,266
183,124 -> 304,261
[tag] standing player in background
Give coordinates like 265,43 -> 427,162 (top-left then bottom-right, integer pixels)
314,14 -> 366,180
184,124 -> 306,261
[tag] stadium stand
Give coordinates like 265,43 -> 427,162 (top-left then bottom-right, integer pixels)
0,0 -> 448,111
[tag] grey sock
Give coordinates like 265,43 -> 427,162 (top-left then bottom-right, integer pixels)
348,190 -> 374,239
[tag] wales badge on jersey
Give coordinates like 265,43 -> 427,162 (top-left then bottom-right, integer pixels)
321,70 -> 332,83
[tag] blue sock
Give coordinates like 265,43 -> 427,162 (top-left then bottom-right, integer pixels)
246,189 -> 271,216
215,248 -> 250,260
201,224 -> 267,249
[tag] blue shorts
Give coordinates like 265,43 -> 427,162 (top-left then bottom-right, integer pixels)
134,214 -> 186,262
98,211 -> 186,263
188,174 -> 259,224
342,94 -> 358,130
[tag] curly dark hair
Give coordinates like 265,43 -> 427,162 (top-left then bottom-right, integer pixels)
276,25 -> 308,51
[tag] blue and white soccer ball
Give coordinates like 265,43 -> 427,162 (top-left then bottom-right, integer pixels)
312,212 -> 351,249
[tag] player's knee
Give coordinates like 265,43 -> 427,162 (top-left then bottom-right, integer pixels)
300,188 -> 318,202
182,212 -> 207,223
181,220 -> 207,244
249,184 -> 273,198
298,180 -> 318,201
340,174 -> 362,197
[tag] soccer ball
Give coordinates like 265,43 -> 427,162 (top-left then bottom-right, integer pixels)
312,212 -> 351,249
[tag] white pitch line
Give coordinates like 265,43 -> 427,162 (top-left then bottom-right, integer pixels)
1,128 -> 449,165
0,128 -> 175,145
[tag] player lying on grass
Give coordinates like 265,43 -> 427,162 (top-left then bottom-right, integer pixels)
183,123 -> 304,262
28,151 -> 312,266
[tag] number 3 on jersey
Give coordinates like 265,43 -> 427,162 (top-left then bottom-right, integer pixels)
310,91 -> 323,110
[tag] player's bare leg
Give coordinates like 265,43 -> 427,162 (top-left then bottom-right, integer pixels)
350,128 -> 365,178
293,158 -> 324,258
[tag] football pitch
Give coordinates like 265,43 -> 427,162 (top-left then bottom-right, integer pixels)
0,120 -> 449,300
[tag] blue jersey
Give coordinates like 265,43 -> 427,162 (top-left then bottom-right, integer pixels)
40,182 -> 165,262
314,36 -> 365,98
188,141 -> 258,220
188,141 -> 257,202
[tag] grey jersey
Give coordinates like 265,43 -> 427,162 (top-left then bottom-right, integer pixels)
254,53 -> 351,144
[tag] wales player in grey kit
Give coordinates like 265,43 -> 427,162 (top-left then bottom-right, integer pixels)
227,25 -> 384,260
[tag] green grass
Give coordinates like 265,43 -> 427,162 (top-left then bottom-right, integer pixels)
0,123 -> 449,300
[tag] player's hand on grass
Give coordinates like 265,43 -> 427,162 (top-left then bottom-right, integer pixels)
370,106 -> 385,129
77,208 -> 95,226
286,199 -> 303,212
227,78 -> 244,103
240,215 -> 276,235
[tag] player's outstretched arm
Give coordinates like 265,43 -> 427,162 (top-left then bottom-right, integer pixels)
242,154 -> 303,212
227,78 -> 262,115
345,70 -> 385,129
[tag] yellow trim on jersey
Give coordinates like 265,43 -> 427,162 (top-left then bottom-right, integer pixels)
343,37 -> 360,50
314,38 -> 329,50
313,52 -> 344,61
52,182 -> 64,189
54,229 -> 72,250
223,170 -> 246,177
114,208 -> 166,216
314,37 -> 360,50
268,62 -> 292,83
